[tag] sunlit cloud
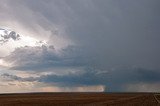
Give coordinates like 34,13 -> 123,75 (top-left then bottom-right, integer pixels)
0,59 -> 10,67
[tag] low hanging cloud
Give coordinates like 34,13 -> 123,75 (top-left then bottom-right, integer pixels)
39,68 -> 160,92
1,73 -> 37,82
1,67 -> 160,92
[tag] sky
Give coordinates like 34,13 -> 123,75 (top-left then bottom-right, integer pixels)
0,0 -> 160,93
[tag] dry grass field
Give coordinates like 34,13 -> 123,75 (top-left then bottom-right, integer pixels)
0,93 -> 159,106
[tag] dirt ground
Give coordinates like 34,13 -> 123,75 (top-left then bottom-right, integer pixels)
0,93 -> 159,106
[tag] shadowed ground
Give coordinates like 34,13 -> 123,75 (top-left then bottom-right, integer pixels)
0,93 -> 159,106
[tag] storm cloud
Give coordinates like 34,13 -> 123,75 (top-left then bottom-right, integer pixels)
3,45 -> 89,71
1,68 -> 160,92
0,0 -> 160,92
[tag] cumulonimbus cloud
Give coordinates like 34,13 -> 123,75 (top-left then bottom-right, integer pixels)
0,0 -> 160,92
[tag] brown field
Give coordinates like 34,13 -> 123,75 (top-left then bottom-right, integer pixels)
0,93 -> 160,106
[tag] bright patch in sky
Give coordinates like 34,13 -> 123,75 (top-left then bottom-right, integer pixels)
0,59 -> 8,67
0,30 -> 4,35
0,59 -> 4,66
0,28 -> 47,57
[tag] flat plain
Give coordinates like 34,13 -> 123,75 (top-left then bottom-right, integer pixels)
0,93 -> 159,106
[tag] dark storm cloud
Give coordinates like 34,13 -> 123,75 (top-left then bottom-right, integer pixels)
1,0 -> 160,91
45,68 -> 160,91
37,67 -> 160,91
1,0 -> 160,69
106,68 -> 160,91
4,45 -> 89,71
1,68 -> 160,91
14,0 -> 160,69
38,67 -> 106,86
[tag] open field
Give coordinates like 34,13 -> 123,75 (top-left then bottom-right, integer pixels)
0,93 -> 159,106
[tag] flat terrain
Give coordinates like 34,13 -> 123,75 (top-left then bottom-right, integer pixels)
0,93 -> 159,106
